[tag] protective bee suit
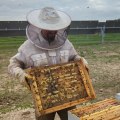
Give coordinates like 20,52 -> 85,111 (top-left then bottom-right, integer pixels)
8,7 -> 88,120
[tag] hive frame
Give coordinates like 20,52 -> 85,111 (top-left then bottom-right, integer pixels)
26,59 -> 96,116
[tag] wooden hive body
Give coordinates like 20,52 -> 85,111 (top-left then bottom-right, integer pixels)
70,98 -> 120,120
26,59 -> 96,116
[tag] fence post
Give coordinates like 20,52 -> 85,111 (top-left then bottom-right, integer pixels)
101,26 -> 105,44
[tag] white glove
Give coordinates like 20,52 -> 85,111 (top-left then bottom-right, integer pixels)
12,67 -> 26,84
81,57 -> 89,72
74,56 -> 89,72
13,67 -> 33,90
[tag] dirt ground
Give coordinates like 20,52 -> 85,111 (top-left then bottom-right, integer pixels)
0,43 -> 120,120
0,108 -> 61,120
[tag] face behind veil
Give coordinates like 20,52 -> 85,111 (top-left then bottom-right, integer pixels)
26,24 -> 68,50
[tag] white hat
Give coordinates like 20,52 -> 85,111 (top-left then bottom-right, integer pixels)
26,7 -> 71,30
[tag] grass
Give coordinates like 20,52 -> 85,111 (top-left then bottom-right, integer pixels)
68,33 -> 120,46
0,35 -> 120,114
0,36 -> 25,51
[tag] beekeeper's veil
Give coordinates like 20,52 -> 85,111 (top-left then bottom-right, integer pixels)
26,7 -> 71,50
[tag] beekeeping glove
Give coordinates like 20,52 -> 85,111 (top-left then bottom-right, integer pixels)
13,67 -> 25,83
13,67 -> 32,90
74,56 -> 89,73
82,57 -> 89,72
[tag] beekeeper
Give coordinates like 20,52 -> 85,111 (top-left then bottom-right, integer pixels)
8,7 -> 88,120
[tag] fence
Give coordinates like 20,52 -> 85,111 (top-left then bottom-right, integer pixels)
68,27 -> 120,45
0,21 -> 120,44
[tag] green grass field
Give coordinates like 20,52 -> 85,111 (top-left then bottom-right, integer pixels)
68,33 -> 120,46
0,33 -> 120,50
0,34 -> 120,114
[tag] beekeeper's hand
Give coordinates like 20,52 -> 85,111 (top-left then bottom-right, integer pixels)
82,57 -> 89,73
19,72 -> 30,85
74,56 -> 89,73
14,67 -> 29,85
13,67 -> 26,84
13,67 -> 32,90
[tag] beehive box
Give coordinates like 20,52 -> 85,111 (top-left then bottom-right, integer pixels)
69,98 -> 120,120
26,59 -> 96,116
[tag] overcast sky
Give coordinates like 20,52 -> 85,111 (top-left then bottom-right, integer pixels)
0,0 -> 120,21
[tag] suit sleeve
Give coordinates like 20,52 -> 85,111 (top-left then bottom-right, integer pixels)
8,51 -> 26,80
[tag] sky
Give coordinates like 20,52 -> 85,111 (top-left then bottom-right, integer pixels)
0,0 -> 120,22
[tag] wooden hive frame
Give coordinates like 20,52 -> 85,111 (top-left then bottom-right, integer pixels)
26,59 -> 96,116
70,98 -> 120,120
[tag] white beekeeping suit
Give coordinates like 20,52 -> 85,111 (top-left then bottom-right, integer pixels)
8,6 -> 88,120
8,24 -> 88,83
